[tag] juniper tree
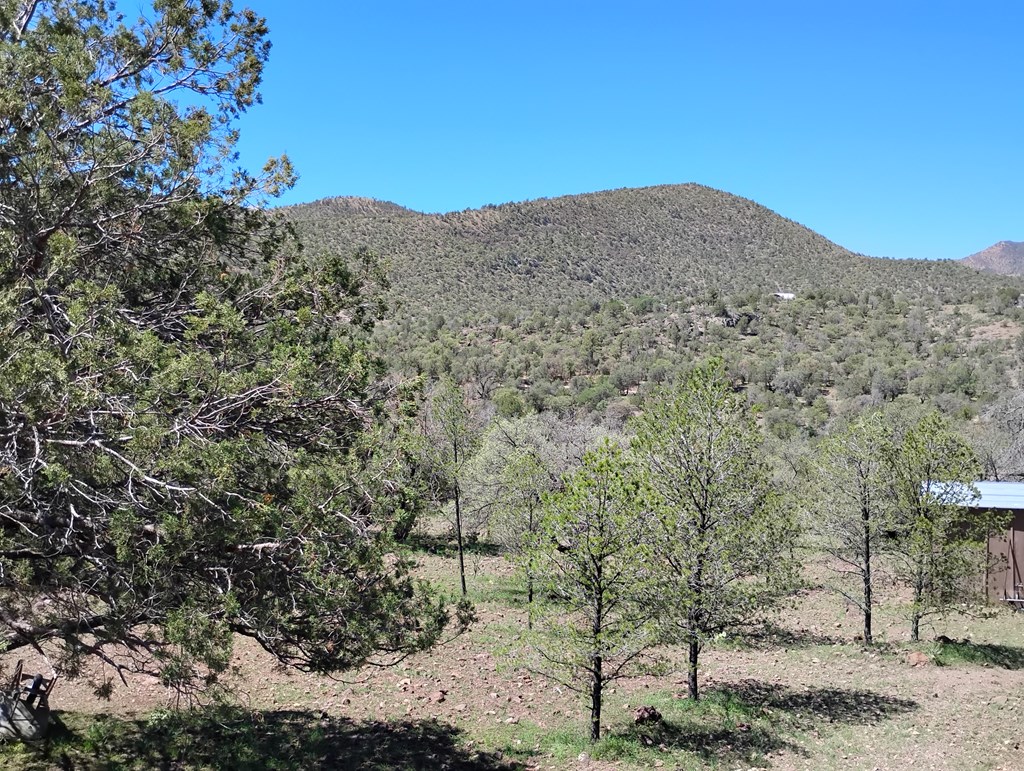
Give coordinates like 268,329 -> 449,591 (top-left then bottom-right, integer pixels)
0,1 -> 462,692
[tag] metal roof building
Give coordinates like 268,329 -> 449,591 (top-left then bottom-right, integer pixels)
961,481 -> 1024,602
964,481 -> 1024,512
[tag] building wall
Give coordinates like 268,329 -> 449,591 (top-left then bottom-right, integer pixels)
986,508 -> 1024,600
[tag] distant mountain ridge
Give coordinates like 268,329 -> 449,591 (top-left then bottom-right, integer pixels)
961,241 -> 1024,276
283,184 -> 1019,315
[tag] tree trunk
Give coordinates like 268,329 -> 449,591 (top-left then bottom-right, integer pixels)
863,579 -> 873,645
688,636 -> 700,701
453,485 -> 467,596
911,567 -> 924,642
688,545 -> 705,702
527,506 -> 534,628
862,502 -> 873,645
590,556 -> 603,742
526,571 -> 533,630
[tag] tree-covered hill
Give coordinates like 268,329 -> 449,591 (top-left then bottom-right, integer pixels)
284,184 -> 1022,316
284,184 -> 1024,441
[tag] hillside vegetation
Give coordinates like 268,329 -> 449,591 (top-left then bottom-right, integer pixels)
286,185 -> 1024,437
285,184 -> 1021,317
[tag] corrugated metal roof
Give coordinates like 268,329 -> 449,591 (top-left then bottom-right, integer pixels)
964,481 -> 1024,510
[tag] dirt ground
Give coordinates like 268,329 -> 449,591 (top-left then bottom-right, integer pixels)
4,550 -> 1024,770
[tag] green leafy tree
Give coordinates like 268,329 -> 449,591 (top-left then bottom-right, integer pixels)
803,412 -> 894,644
487,447 -> 547,616
0,1 -> 462,692
885,411 -> 987,641
491,386 -> 528,419
631,361 -> 800,700
524,442 -> 659,743
463,413 -> 602,614
426,375 -> 480,596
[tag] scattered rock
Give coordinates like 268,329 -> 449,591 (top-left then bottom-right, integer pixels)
908,651 -> 931,667
633,705 -> 663,725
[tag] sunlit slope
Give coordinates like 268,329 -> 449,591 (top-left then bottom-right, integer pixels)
285,184 -> 1018,314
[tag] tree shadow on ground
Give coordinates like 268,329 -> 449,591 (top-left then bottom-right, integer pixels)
933,639 -> 1024,670
406,532 -> 502,558
31,708 -> 523,771
718,679 -> 918,727
472,581 -> 530,608
608,680 -> 917,768
736,620 -> 847,650
618,718 -> 806,768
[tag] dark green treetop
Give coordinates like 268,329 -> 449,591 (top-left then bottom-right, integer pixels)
0,1 -> 461,694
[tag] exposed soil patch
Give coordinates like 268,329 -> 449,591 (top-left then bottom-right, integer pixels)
4,551 -> 1024,770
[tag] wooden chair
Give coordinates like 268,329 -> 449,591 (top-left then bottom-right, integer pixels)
0,661 -> 57,741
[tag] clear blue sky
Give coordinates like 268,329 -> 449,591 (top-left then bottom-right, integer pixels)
236,1 -> 1023,261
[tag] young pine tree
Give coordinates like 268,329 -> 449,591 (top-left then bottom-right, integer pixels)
631,361 -> 800,700
524,443 -> 660,742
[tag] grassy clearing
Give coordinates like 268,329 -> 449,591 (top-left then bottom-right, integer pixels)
477,720 -> 587,765
467,572 -> 530,609
405,532 -> 503,559
590,681 -> 918,770
928,638 -> 1024,669
592,689 -> 783,769
4,544 -> 1024,770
